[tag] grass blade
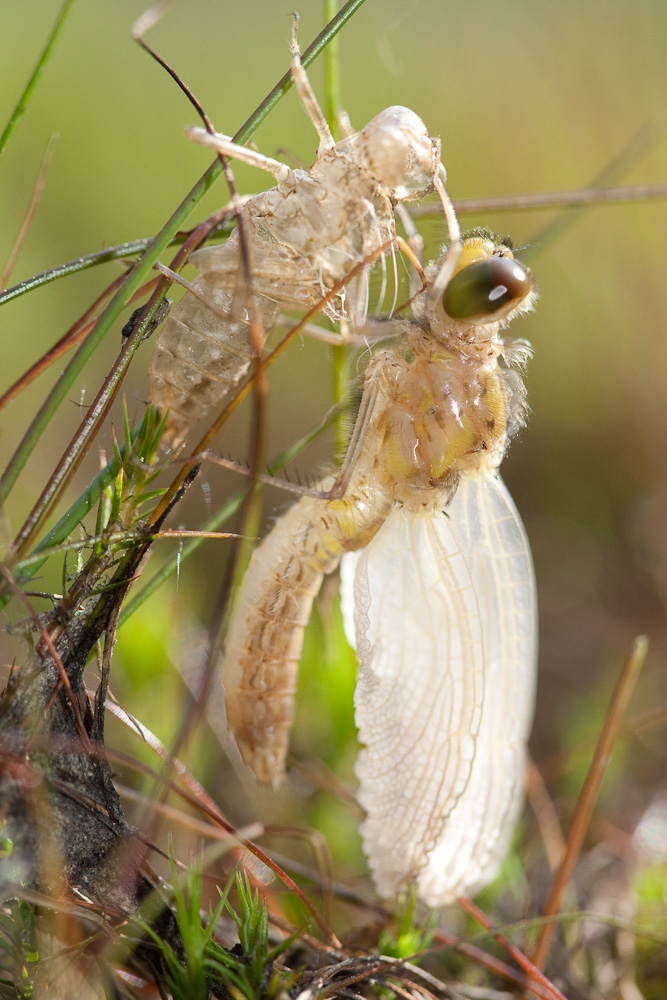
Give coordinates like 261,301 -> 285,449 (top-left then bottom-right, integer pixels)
0,0 -> 77,161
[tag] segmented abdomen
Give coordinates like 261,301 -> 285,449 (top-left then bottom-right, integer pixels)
148,232 -> 349,445
222,485 -> 391,786
148,262 -> 280,445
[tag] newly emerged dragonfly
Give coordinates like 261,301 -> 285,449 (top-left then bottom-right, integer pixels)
222,230 -> 538,905
149,26 -> 445,445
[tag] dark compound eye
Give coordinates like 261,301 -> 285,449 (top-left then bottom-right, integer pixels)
443,256 -> 532,323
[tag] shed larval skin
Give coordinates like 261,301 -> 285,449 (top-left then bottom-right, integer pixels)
149,97 -> 442,444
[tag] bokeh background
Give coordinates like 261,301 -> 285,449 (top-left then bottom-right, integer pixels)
1,0 -> 666,911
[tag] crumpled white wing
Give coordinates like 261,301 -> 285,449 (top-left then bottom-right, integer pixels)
345,475 -> 537,905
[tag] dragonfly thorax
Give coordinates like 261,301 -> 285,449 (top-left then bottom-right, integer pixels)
362,344 -> 509,506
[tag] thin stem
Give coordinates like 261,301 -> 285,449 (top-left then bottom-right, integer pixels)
526,123 -> 659,253
0,0 -> 77,160
0,134 -> 58,294
323,0 -> 343,137
0,239 -> 180,307
405,182 -> 667,219
458,897 -> 567,1000
323,0 -> 349,462
531,636 -> 649,970
0,275 -> 158,414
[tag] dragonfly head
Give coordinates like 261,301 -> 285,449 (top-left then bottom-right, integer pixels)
440,231 -> 536,326
430,229 -> 536,327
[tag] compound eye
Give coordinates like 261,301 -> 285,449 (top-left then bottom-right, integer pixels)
443,256 -> 532,322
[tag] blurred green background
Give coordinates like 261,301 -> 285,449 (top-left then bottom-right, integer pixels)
1,0 -> 666,900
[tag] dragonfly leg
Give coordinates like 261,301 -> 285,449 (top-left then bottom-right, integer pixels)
427,165 -> 463,303
289,14 -> 336,153
185,127 -> 296,190
395,204 -> 425,299
195,452 -> 326,499
326,375 -> 382,499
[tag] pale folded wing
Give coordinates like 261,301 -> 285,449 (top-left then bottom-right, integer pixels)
342,474 -> 537,904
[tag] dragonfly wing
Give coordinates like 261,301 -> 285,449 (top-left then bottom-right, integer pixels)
414,475 -> 537,904
351,502 -> 485,900
351,476 -> 537,904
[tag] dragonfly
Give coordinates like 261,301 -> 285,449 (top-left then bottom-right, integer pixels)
148,23 -> 446,445
221,224 -> 539,906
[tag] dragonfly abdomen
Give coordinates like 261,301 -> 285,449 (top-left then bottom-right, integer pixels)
148,260 -> 281,445
223,487 -> 391,785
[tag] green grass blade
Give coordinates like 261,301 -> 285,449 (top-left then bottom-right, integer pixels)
0,0 -> 78,161
322,0 -> 350,463
0,444 -> 128,610
0,240 -> 164,307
